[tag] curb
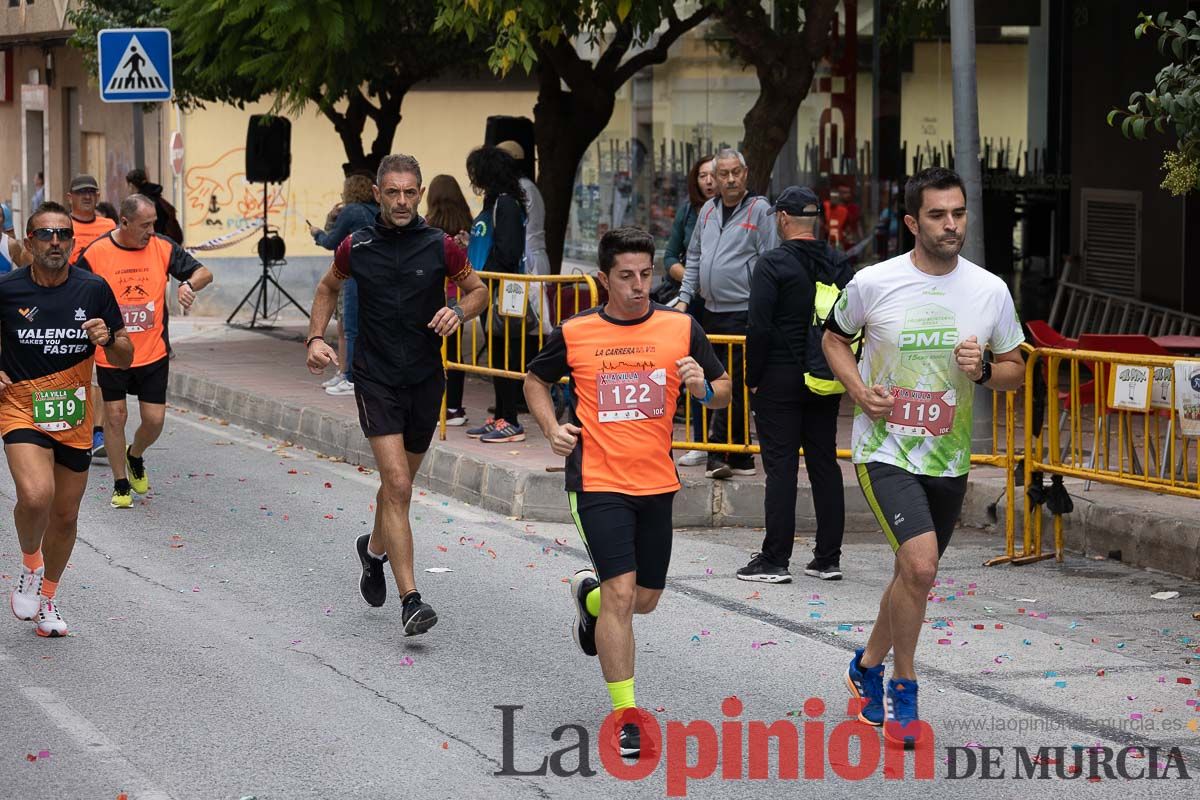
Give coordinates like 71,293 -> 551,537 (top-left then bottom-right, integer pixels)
167,368 -> 1200,579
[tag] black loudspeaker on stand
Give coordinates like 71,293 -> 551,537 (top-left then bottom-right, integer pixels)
227,115 -> 309,328
485,115 -> 535,181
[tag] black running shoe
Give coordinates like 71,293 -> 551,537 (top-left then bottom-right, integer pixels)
569,569 -> 599,657
705,457 -> 733,479
401,591 -> 438,636
804,559 -> 844,581
736,553 -> 792,583
355,533 -> 387,607
619,722 -> 641,758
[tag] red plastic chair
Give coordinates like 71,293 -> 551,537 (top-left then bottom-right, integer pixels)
1026,320 -> 1079,350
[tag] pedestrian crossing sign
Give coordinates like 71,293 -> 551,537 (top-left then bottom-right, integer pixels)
98,28 -> 173,103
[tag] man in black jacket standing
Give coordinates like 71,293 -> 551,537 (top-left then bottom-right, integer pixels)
737,187 -> 854,583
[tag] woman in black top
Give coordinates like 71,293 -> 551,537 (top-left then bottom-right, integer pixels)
464,146 -> 530,442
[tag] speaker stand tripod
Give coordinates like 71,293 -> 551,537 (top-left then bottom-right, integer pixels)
226,183 -> 309,328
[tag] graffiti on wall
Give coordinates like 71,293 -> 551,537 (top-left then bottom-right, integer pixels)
184,147 -> 291,230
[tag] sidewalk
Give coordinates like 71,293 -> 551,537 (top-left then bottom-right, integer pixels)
165,318 -> 1200,580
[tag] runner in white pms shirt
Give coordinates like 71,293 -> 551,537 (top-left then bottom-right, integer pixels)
822,167 -> 1025,747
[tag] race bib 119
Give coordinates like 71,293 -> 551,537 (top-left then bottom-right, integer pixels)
885,386 -> 955,437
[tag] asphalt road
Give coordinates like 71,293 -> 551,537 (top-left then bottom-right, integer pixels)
2,408 -> 1198,799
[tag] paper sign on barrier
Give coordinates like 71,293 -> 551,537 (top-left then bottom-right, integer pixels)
1108,364 -> 1151,412
1150,365 -> 1174,410
499,279 -> 528,318
1174,361 -> 1200,437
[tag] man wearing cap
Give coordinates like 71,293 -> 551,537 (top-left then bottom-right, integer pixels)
673,148 -> 778,479
66,175 -> 118,455
67,175 -> 116,264
736,186 -> 854,584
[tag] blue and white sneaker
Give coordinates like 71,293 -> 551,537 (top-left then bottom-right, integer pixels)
845,648 -> 885,726
92,429 -> 107,459
884,678 -> 927,747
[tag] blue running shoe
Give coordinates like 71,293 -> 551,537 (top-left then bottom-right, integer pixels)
92,429 -> 106,458
884,678 -> 927,747
845,648 -> 885,726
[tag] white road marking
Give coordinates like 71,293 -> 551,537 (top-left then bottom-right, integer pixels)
21,686 -> 175,800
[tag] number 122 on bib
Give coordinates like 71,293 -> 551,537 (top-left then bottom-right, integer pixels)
597,368 -> 668,422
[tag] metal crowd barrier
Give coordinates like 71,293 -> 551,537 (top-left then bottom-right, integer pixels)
439,271 -> 600,437
993,345 -> 1200,567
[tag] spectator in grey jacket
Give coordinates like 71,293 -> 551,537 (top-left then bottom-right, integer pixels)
675,148 -> 779,479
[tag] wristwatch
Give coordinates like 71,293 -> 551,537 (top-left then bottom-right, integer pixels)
451,305 -> 466,323
972,361 -> 992,385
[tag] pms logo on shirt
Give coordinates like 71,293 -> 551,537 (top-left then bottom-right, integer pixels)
899,328 -> 959,351
900,304 -> 958,352
18,307 -> 38,322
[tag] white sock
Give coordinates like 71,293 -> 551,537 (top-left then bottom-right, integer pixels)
367,544 -> 386,560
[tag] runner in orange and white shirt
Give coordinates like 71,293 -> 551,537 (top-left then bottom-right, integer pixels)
524,227 -> 731,759
77,194 -> 213,509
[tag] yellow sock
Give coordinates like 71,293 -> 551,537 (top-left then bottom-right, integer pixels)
586,586 -> 601,617
606,677 -> 635,711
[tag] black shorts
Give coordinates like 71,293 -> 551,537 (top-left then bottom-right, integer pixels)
97,356 -> 169,404
3,428 -> 92,472
569,491 -> 675,590
855,461 -> 967,557
354,370 -> 444,453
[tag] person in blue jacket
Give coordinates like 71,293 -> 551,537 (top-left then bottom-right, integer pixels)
310,173 -> 380,395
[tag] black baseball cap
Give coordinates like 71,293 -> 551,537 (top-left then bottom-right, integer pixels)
770,185 -> 820,216
69,174 -> 100,192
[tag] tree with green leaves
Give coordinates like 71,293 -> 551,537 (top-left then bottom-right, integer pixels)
70,0 -> 483,175
1108,11 -> 1200,196
435,0 -> 714,271
715,0 -> 841,194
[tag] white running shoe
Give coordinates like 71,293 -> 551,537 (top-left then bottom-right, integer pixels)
11,566 -> 43,620
35,597 -> 67,637
321,373 -> 344,388
676,450 -> 707,467
325,378 -> 356,396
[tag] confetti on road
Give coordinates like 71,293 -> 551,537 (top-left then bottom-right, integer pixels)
1151,591 -> 1180,600
751,640 -> 778,650
426,567 -> 453,573
399,657 -> 414,666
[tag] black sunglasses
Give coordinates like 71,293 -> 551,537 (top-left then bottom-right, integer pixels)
31,227 -> 75,242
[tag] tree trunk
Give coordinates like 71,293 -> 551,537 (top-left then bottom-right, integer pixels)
534,55 -> 615,273
317,89 -> 411,176
721,0 -> 841,195
740,72 -> 816,195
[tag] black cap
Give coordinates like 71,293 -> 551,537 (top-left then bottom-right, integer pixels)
770,185 -> 820,216
69,174 -> 100,192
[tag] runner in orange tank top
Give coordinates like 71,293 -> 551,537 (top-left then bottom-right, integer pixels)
525,227 -> 731,759
76,194 -> 213,509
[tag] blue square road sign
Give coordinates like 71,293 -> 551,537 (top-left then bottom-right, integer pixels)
98,28 -> 173,103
